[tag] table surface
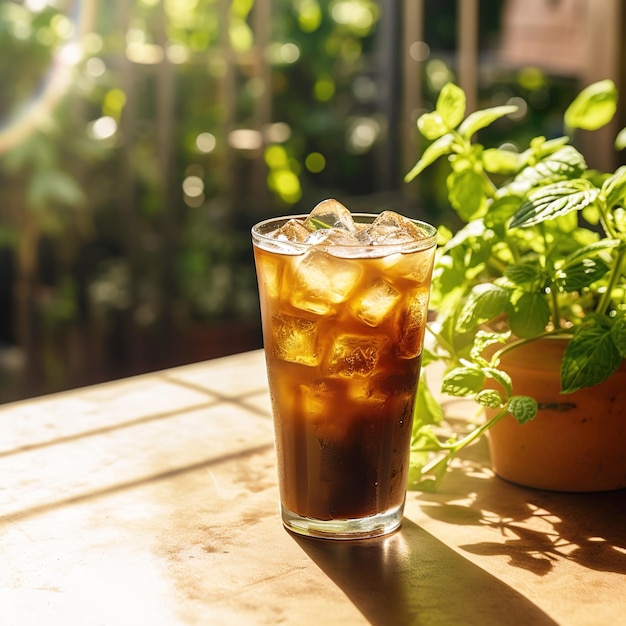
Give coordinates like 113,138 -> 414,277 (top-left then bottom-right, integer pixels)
1,349 -> 624,626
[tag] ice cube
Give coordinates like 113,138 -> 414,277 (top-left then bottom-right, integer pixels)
271,313 -> 320,366
348,377 -> 387,406
305,198 -> 357,233
352,278 -> 400,327
258,254 -> 283,299
397,290 -> 429,358
272,218 -> 311,243
300,378 -> 345,420
290,249 -> 362,315
299,379 -> 332,419
305,227 -> 365,258
388,248 -> 435,284
299,379 -> 351,443
348,372 -> 415,407
362,210 -> 426,245
306,227 -> 359,247
328,334 -> 387,377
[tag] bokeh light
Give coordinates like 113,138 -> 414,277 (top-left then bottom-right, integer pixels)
228,129 -> 263,151
426,58 -> 454,92
182,175 -> 204,197
507,96 -> 528,121
196,132 -> 217,154
305,152 -> 326,173
409,41 -> 430,62
297,0 -> 323,32
89,116 -> 117,140
85,57 -> 106,78
346,117 -> 380,154
314,76 -> 335,102
263,122 -> 291,144
268,42 -> 301,64
330,0 -> 378,35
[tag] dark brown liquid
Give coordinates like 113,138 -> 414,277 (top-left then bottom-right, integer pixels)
269,357 -> 420,520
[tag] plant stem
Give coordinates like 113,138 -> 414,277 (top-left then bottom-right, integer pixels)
550,287 -> 562,329
440,405 -> 510,452
596,246 -> 626,315
418,405 -> 510,480
425,323 -> 456,357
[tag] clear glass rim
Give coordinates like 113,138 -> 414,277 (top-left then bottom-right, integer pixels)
251,213 -> 437,254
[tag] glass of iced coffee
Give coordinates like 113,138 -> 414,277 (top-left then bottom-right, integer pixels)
252,199 -> 436,539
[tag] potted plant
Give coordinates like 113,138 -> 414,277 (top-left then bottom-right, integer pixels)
405,80 -> 626,492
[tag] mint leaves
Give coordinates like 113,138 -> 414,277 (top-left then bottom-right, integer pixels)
561,320 -> 623,393
406,79 -> 626,490
510,179 -> 599,228
410,353 -> 538,492
564,79 -> 618,131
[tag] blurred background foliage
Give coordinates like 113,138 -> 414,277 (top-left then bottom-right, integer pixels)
0,0 -> 616,401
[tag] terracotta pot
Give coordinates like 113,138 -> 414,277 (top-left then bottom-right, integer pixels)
486,337 -> 626,492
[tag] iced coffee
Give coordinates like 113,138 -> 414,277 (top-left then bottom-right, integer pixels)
252,200 -> 436,539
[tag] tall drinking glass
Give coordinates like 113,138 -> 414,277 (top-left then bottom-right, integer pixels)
252,202 -> 436,539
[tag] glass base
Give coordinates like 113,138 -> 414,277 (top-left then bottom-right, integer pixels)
280,502 -> 404,540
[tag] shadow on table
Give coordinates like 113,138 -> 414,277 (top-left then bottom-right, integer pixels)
415,458 -> 626,577
291,518 -> 558,626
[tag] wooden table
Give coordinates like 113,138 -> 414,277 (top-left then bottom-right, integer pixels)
1,349 -> 624,625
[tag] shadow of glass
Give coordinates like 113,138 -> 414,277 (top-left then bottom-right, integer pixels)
291,518 -> 558,626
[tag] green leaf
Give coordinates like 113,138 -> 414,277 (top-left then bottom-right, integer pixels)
507,395 -> 538,424
308,217 -> 332,230
417,111 -> 449,140
441,218 -> 486,252
482,148 -> 522,175
436,83 -> 466,130
555,257 -> 610,292
581,203 -> 601,226
504,263 -> 543,286
429,260 -> 465,312
610,315 -> 626,358
459,105 -> 518,139
484,195 -> 523,228
420,347 -> 440,368
483,366 -> 513,396
615,127 -> 626,151
475,389 -> 503,408
456,283 -> 511,333
404,133 -> 455,182
469,329 -> 510,363
514,145 -> 587,189
441,366 -> 485,397
601,165 -> 626,208
527,135 -> 571,160
447,168 -> 486,221
561,322 -> 622,393
615,208 -> 626,234
550,210 -> 579,234
414,371 -> 444,426
508,292 -> 551,338
411,425 -> 446,451
408,444 -> 451,492
560,239 -> 622,268
510,179 -> 600,228
564,79 -> 618,131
